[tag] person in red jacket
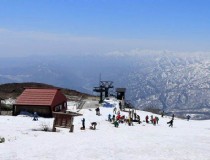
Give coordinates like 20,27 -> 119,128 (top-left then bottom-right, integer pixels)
153,117 -> 156,125
117,114 -> 121,121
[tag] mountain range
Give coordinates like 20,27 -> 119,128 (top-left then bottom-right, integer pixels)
0,51 -> 209,119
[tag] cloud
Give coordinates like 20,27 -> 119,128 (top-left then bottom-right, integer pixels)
106,49 -> 210,58
0,28 -> 210,57
0,29 -> 106,57
0,29 -> 97,56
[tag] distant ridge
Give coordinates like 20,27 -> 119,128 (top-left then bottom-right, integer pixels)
0,82 -> 94,100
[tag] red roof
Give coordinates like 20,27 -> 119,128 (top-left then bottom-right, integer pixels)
15,88 -> 67,106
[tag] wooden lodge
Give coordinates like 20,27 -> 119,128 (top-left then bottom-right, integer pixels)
13,88 -> 67,117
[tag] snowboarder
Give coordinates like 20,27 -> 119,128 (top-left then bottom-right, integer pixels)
167,119 -> 173,127
90,122 -> 97,130
33,112 -> 38,121
187,115 -> 191,121
81,118 -> 85,130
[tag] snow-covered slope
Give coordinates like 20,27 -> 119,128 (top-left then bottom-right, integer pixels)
0,99 -> 210,160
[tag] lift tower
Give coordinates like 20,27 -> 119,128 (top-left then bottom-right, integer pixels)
93,81 -> 114,103
100,81 -> 114,98
93,85 -> 105,103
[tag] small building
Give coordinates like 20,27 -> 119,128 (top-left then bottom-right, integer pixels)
13,88 -> 67,117
116,88 -> 126,100
52,111 -> 82,132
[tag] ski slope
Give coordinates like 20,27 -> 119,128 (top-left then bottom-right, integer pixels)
0,98 -> 210,160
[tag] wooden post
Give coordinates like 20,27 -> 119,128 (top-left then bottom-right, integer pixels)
70,125 -> 74,132
69,117 -> 74,132
52,117 -> 56,132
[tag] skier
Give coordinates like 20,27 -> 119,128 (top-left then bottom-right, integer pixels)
187,115 -> 191,121
116,113 -> 121,121
129,110 -> 131,118
98,107 -> 100,115
112,115 -> 115,122
113,120 -> 119,128
134,112 -> 137,120
155,116 -> 159,124
113,107 -> 117,114
150,115 -> 154,124
137,115 -> 141,124
167,119 -> 173,127
95,107 -> 100,116
119,101 -> 122,110
131,110 -> 134,119
108,114 -> 112,122
153,117 -> 156,126
161,111 -> 165,117
145,115 -> 149,123
128,117 -> 133,126
81,118 -> 85,130
172,114 -> 175,120
33,112 -> 38,121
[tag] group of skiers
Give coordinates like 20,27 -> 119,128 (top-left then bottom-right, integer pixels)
107,108 -> 143,127
145,115 -> 159,125
81,102 -> 193,130
110,109 -> 178,128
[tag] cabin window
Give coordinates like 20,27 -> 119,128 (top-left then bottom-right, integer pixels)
55,105 -> 62,112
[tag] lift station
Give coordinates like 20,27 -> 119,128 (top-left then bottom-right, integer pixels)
93,81 -> 114,103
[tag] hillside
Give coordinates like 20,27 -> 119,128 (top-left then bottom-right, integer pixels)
0,82 -> 94,100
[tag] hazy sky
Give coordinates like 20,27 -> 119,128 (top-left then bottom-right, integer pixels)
0,0 -> 210,57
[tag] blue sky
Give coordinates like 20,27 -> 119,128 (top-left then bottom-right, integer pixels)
0,0 -> 210,56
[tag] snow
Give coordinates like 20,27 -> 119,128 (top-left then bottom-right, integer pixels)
2,98 -> 15,105
1,98 -> 210,160
67,101 -> 78,112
